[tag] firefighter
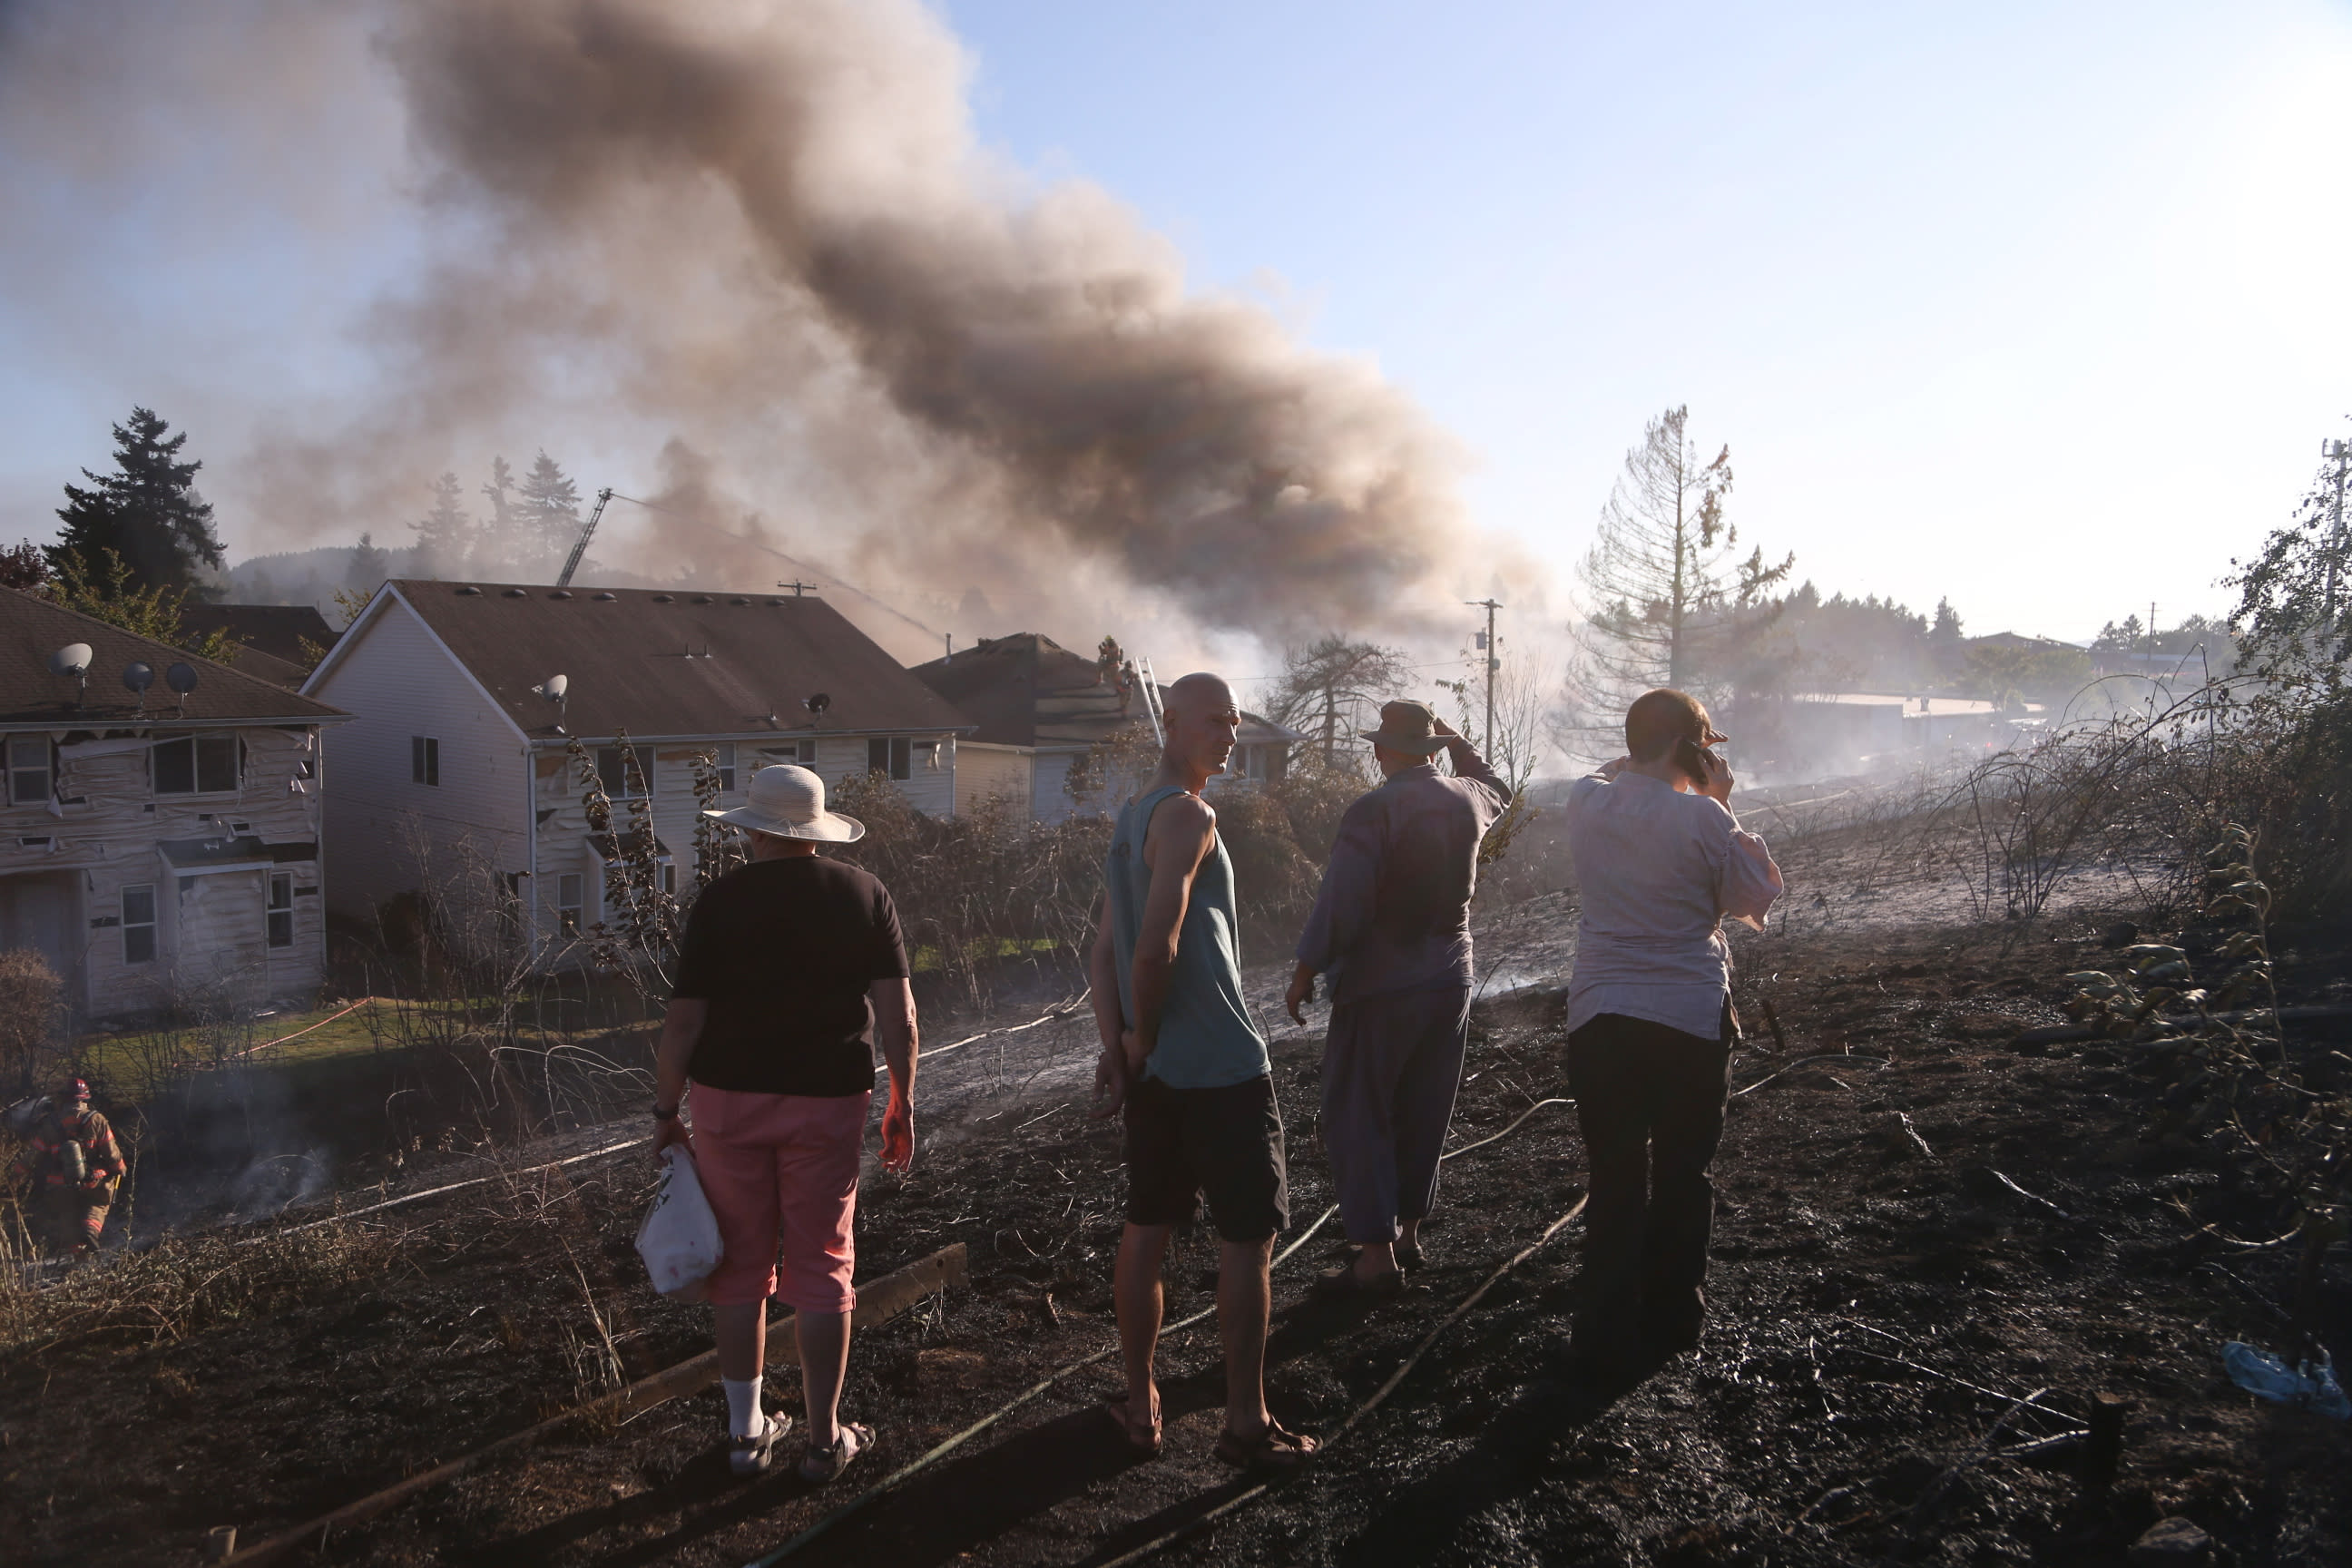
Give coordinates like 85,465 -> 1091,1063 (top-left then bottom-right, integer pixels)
7,1077 -> 125,1255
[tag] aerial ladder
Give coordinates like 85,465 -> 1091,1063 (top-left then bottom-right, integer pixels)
556,488 -> 617,590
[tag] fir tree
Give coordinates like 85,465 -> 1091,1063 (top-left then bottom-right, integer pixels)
410,472 -> 474,578
515,450 -> 583,567
346,532 -> 389,598
478,456 -> 516,573
48,407 -> 225,593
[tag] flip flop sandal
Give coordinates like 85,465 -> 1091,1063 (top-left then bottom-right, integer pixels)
1212,1417 -> 1319,1472
728,1412 -> 790,1477
797,1422 -> 872,1484
1313,1262 -> 1406,1298
1102,1395 -> 1163,1457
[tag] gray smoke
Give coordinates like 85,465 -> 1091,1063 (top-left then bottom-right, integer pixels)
5,0 -> 1504,649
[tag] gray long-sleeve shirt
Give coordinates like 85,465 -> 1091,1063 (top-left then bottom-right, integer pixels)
1294,737 -> 1512,1004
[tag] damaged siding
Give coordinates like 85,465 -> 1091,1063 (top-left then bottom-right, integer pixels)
0,726 -> 327,1023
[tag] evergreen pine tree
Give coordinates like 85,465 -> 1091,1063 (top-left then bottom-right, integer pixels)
515,450 -> 583,569
346,532 -> 389,597
479,455 -> 517,570
48,407 -> 225,593
410,472 -> 475,578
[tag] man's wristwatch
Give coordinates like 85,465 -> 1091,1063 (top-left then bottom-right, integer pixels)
652,1102 -> 680,1122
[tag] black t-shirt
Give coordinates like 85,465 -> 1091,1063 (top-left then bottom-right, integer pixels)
671,857 -> 910,1097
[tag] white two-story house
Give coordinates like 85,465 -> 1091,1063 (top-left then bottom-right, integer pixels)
301,580 -> 974,964
0,590 -> 349,1025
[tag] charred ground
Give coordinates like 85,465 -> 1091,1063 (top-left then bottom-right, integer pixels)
4,894 -> 2348,1567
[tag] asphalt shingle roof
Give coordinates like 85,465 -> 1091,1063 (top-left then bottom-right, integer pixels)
0,589 -> 348,729
373,580 -> 974,743
907,632 -> 1300,750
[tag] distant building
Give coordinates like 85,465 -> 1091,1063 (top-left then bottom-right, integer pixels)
909,632 -> 1302,824
1755,691 -> 2043,777
178,603 -> 338,689
301,581 -> 973,960
0,590 -> 349,1024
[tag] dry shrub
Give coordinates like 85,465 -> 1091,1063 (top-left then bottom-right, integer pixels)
826,774 -> 1111,1009
0,948 -> 61,1100
0,1220 -> 406,1356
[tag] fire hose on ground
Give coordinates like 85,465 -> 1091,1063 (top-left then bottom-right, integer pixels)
742,1095 -> 1583,1566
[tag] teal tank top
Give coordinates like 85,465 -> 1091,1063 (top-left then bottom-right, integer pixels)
1107,785 -> 1270,1089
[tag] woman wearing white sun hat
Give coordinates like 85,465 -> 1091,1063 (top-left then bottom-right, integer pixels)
651,763 -> 918,1483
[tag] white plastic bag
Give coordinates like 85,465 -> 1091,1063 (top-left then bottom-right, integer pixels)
636,1145 -> 723,1300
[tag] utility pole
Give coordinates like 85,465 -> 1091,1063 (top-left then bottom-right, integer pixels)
1465,599 -> 1501,753
2324,438 -> 2350,622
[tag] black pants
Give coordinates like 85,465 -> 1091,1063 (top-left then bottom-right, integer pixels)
1564,1010 -> 1732,1349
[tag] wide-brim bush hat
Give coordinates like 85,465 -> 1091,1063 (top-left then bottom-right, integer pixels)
704,763 -> 866,843
1359,699 -> 1450,756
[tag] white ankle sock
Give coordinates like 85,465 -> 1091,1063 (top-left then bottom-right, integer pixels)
722,1377 -> 765,1439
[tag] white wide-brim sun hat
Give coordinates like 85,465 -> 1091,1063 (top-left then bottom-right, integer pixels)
703,763 -> 866,843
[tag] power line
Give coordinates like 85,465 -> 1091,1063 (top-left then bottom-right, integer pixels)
603,493 -> 946,640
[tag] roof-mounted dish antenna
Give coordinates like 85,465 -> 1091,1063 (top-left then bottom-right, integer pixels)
533,673 -> 569,734
48,643 -> 92,708
165,662 -> 199,716
803,692 -> 832,724
122,660 -> 154,715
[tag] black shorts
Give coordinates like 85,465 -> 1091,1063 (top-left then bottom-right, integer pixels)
1122,1073 -> 1289,1242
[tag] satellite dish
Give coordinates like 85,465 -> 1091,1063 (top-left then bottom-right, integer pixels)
804,692 -> 832,716
48,644 -> 92,678
122,662 -> 154,693
534,674 -> 568,702
165,663 -> 200,695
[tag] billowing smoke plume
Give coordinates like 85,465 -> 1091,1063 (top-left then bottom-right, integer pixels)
5,0 -> 1501,651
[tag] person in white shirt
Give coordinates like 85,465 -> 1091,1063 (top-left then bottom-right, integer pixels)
1559,688 -> 1783,1373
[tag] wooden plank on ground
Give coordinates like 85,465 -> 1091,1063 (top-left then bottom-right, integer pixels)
219,1243 -> 967,1568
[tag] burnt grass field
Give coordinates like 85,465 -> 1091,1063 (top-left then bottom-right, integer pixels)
5,873 -> 2350,1565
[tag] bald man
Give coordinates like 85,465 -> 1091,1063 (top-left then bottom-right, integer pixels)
1086,673 -> 1318,1473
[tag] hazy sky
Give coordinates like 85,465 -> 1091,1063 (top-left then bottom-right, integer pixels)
4,0 -> 2348,647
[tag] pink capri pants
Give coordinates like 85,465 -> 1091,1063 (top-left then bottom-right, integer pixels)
691,1084 -> 870,1313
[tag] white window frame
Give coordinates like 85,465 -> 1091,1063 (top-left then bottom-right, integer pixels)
122,884 -> 157,964
596,745 -> 655,801
713,741 -> 737,793
411,735 -> 439,787
588,843 -> 673,925
6,736 -> 52,806
153,733 -> 240,797
266,872 -> 294,949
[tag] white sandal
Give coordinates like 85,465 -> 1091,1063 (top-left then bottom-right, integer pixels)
729,1411 -> 790,1477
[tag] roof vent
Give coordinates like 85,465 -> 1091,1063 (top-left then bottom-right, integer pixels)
551,589 -> 573,600
691,594 -> 714,604
730,596 -> 750,605
503,587 -> 527,598
456,585 -> 482,596
652,593 -> 674,603
593,592 -> 617,602
767,598 -> 785,606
